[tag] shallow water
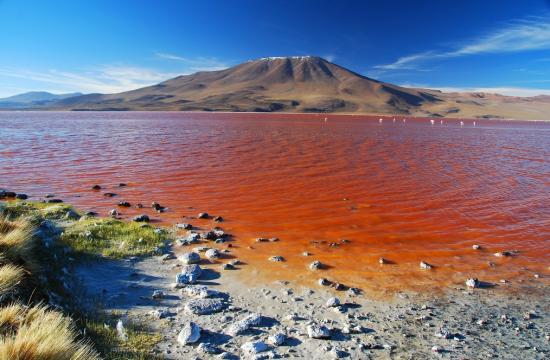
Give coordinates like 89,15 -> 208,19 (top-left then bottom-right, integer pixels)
1,111 -> 549,293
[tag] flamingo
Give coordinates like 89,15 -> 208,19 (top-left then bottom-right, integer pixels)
430,119 -> 435,125
473,121 -> 476,126
379,118 -> 383,124
403,118 -> 406,123
440,120 -> 444,125
460,121 -> 464,126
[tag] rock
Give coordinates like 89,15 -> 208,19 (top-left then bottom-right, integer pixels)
319,278 -> 330,286
420,261 -> 432,270
256,237 -> 269,242
109,209 -> 119,217
176,223 -> 193,230
151,202 -> 165,212
103,192 -> 117,197
185,298 -> 224,315
465,278 -> 479,288
205,248 -> 221,260
152,290 -> 165,299
198,212 -> 209,219
333,282 -> 346,291
379,257 -> 388,264
269,237 -> 279,242
176,264 -> 203,285
326,297 -> 341,307
160,253 -> 176,261
177,322 -> 201,345
268,332 -> 287,346
269,255 -> 285,262
85,211 -> 97,217
329,348 -> 348,358
435,328 -> 452,339
197,342 -> 219,355
307,324 -> 331,339
47,198 -> 63,203
118,183 -> 127,187
15,193 -> 28,200
65,210 -> 80,220
183,285 -> 224,298
241,341 -> 268,355
150,308 -> 171,319
91,184 -> 101,190
117,201 -> 131,207
229,259 -> 241,266
302,251 -> 311,256
431,345 -> 444,353
309,261 -> 324,270
202,230 -> 218,240
227,313 -> 262,336
132,214 -> 150,222
472,244 -> 481,250
494,251 -> 512,257
221,263 -> 235,270
179,252 -> 201,264
116,320 -> 128,342
213,216 -> 224,222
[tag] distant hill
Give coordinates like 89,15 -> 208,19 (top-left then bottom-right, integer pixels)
0,91 -> 82,109
12,57 -> 550,119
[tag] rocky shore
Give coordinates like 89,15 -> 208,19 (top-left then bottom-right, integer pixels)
1,189 -> 549,359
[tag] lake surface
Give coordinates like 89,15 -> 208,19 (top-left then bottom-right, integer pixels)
1,111 -> 549,293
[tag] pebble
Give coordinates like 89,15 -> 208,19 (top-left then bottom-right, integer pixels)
420,261 -> 432,270
494,251 -> 511,257
379,257 -> 388,264
152,290 -> 165,299
213,216 -> 224,222
117,201 -> 131,207
197,212 -> 209,219
309,261 -> 324,270
269,255 -> 285,262
241,341 -> 268,355
176,223 -> 193,230
150,308 -> 171,319
472,244 -> 481,250
319,278 -> 330,286
183,285 -> 224,299
197,342 -> 219,354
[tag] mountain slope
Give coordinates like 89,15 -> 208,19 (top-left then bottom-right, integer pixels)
0,91 -> 82,109
27,57 -> 550,119
52,56 -> 442,113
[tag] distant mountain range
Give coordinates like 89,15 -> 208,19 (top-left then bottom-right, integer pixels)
2,57 -> 549,119
0,91 -> 83,109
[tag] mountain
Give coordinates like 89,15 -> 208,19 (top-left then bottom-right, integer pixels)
0,91 -> 83,109
21,57 -> 550,119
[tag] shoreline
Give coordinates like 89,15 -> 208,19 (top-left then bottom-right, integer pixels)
1,195 -> 548,358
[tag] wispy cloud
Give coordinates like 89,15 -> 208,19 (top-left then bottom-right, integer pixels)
0,65 -> 179,94
402,83 -> 550,97
376,16 -> 550,71
155,53 -> 229,71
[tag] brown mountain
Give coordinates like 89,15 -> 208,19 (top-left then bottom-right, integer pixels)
50,56 -> 550,119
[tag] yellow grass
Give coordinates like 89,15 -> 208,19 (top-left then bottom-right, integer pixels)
0,265 -> 25,302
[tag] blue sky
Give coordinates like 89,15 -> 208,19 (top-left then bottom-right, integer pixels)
1,0 -> 550,97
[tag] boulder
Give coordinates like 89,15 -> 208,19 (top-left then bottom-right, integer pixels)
176,264 -> 202,285
177,322 -> 201,345
205,248 -> 221,260
184,298 -> 224,315
178,252 -> 200,264
307,324 -> 331,339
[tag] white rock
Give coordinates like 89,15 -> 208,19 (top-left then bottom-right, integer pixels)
269,255 -> 284,262
205,248 -> 221,260
116,320 -> 128,341
197,342 -> 219,354
326,297 -> 341,307
309,261 -> 323,270
185,298 -> 225,315
183,285 -> 224,298
268,332 -> 287,346
307,324 -> 331,339
175,264 -> 202,286
227,313 -> 263,335
178,252 -> 200,264
465,278 -> 479,288
177,322 -> 201,345
241,341 -> 268,355
152,290 -> 164,299
420,261 -> 432,270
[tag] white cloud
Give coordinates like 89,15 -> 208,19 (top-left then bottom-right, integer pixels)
402,83 -> 550,97
0,66 -> 179,94
376,16 -> 550,70
155,53 -> 229,71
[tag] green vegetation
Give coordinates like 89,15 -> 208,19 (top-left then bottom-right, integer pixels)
60,218 -> 166,259
0,201 -> 167,359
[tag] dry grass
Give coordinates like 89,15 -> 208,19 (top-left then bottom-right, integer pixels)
0,218 -> 38,274
0,304 -> 99,360
0,265 -> 25,303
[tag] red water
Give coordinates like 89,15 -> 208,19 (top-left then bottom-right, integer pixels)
1,112 -> 549,293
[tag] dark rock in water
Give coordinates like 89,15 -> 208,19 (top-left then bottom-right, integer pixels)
118,201 -> 131,207
0,190 -> 17,198
103,192 -> 117,197
135,203 -> 143,208
118,183 -> 127,187
152,202 -> 165,212
109,209 -> 119,217
202,231 -> 218,240
85,211 -> 97,217
15,193 -> 28,200
197,212 -> 209,219
45,193 -> 55,198
133,214 -> 150,222
47,199 -> 63,203
91,185 -> 101,190
213,216 -> 223,222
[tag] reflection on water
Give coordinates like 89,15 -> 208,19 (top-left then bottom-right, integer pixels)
1,111 -> 549,293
